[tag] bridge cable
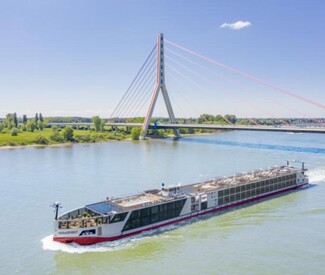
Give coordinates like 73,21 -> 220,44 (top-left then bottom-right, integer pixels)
165,39 -> 325,111
165,58 -> 262,124
166,52 -> 290,125
117,58 -> 157,118
166,48 -> 319,125
114,49 -> 156,119
110,44 -> 156,119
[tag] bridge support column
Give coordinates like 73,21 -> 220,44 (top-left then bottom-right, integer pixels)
142,33 -> 180,138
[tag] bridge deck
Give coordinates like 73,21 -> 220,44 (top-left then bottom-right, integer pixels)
47,122 -> 325,134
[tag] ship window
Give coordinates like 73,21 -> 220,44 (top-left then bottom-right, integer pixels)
251,190 -> 256,196
246,191 -> 251,197
236,194 -> 240,200
256,189 -> 261,195
224,197 -> 229,203
201,201 -> 207,210
219,198 -> 224,205
159,212 -> 167,221
122,199 -> 186,231
261,187 -> 265,193
230,188 -> 235,194
225,189 -> 230,196
230,195 -> 235,202
240,185 -> 245,192
236,187 -> 240,193
110,212 -> 128,223
151,206 -> 159,214
219,190 -> 224,197
175,200 -> 183,208
140,208 -> 150,217
159,203 -> 167,212
167,202 -> 175,210
256,182 -> 261,188
151,214 -> 159,223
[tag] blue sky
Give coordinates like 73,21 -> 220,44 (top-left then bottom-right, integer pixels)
0,0 -> 324,118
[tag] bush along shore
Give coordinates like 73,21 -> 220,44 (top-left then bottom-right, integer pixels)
0,113 -> 228,148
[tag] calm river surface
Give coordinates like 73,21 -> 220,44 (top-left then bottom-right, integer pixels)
0,131 -> 325,274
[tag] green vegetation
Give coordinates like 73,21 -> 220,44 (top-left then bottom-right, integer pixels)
0,112 -> 305,148
0,113 -> 131,147
11,128 -> 19,136
131,127 -> 142,140
92,116 -> 105,132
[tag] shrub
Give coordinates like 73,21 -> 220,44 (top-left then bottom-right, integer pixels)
62,127 -> 74,141
50,131 -> 64,143
10,128 -> 19,136
34,135 -> 49,145
131,127 -> 142,140
74,134 -> 92,143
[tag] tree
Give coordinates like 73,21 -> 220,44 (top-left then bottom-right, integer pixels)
38,121 -> 44,130
26,120 -> 37,132
35,113 -> 39,124
5,113 -> 14,129
224,114 -> 237,124
13,113 -> 18,127
22,115 -> 27,125
131,127 -> 142,140
215,115 -> 225,124
50,128 -> 64,142
92,116 -> 101,132
11,127 -> 19,136
62,127 -> 74,141
100,119 -> 105,131
39,113 -> 43,122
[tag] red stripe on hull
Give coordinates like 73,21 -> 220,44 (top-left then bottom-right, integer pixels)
53,183 -> 307,245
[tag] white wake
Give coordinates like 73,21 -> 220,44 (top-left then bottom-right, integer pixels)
41,224 -> 180,254
307,167 -> 325,183
41,235 -> 134,254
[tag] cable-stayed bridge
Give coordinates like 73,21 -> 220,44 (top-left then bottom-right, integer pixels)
49,33 -> 325,136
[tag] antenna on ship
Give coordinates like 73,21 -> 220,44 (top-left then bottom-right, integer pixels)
50,202 -> 63,220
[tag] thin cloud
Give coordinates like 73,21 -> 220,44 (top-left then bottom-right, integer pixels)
220,21 -> 252,30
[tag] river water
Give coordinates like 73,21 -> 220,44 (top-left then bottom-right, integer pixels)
0,131 -> 324,274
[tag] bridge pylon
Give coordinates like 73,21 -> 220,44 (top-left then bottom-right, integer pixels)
142,33 -> 180,138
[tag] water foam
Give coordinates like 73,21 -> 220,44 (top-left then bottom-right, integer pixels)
41,235 -> 134,254
41,224 -> 180,254
308,167 -> 325,183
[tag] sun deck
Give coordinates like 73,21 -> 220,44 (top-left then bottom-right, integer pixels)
178,166 -> 300,194
112,192 -> 170,210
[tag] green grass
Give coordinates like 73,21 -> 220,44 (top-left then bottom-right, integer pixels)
0,128 -> 130,147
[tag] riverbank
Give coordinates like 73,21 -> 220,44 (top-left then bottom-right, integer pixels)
0,129 -> 223,149
0,128 -> 130,148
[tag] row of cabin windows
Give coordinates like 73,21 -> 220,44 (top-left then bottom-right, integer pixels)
218,179 -> 296,205
218,176 -> 296,197
123,199 -> 186,231
58,212 -> 128,229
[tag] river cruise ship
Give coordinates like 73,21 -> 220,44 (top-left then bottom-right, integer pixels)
53,161 -> 308,245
